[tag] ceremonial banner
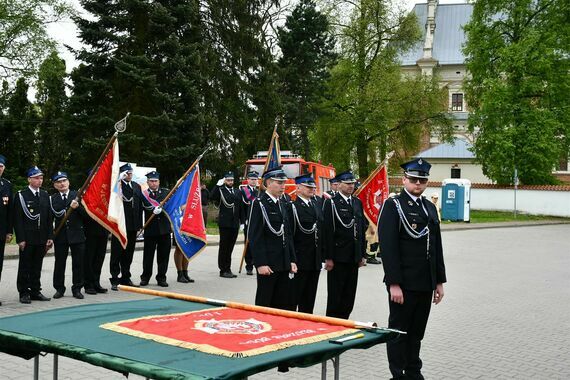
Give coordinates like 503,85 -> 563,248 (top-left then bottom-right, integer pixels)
163,165 -> 206,260
101,306 -> 356,358
82,139 -> 128,248
356,165 -> 389,225
264,127 -> 281,172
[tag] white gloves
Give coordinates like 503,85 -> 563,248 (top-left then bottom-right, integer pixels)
240,224 -> 245,232
216,178 -> 224,186
153,206 -> 163,215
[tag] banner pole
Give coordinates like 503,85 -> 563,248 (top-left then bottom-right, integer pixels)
353,151 -> 394,197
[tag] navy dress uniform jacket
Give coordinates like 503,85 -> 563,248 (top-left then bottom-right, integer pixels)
50,190 -> 86,245
289,197 -> 323,271
14,188 -> 53,245
378,191 -> 446,292
211,186 -> 241,229
142,188 -> 171,236
248,192 -> 296,272
0,177 -> 13,236
121,180 -> 143,232
322,193 -> 366,264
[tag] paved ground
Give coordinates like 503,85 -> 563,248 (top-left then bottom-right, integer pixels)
0,223 -> 569,379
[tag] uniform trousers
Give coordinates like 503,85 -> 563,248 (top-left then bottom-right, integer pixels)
141,234 -> 171,282
53,242 -> 84,294
295,270 -> 320,313
84,235 -> 108,290
387,288 -> 432,380
17,244 -> 46,296
326,262 -> 359,319
0,239 -> 5,282
255,271 -> 295,310
218,227 -> 239,273
110,230 -> 137,285
243,227 -> 253,272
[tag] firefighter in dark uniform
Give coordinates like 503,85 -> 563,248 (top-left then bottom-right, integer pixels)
140,171 -> 171,287
211,172 -> 241,278
322,170 -> 367,319
14,166 -> 53,304
110,163 -> 143,290
378,158 -> 446,380
239,170 -> 259,275
248,166 -> 297,310
0,155 -> 13,306
323,177 -> 340,200
84,210 -> 109,294
288,174 -> 323,314
50,171 -> 86,299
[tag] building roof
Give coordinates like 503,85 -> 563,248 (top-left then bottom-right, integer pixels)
416,138 -> 475,159
399,3 -> 473,66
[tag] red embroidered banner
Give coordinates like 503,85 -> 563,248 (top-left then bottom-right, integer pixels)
357,165 -> 389,225
101,307 -> 356,357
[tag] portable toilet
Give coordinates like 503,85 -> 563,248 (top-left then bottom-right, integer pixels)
441,179 -> 471,222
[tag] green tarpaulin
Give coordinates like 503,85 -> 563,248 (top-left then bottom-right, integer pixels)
0,298 -> 398,379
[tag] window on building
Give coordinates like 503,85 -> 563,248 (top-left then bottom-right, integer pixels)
451,93 -> 463,111
451,167 -> 461,178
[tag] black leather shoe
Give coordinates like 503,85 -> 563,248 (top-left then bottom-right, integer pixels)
366,257 -> 382,265
20,294 -> 31,304
95,285 -> 108,293
246,269 -> 253,276
85,288 -> 97,295
177,273 -> 189,283
157,281 -> 169,287
30,292 -> 51,301
53,291 -> 64,299
73,291 -> 84,299
122,280 -> 138,287
139,280 -> 149,286
111,284 -> 118,291
182,271 -> 195,283
220,272 -> 236,279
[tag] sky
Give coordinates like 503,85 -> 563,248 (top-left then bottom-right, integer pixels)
48,0 -> 465,74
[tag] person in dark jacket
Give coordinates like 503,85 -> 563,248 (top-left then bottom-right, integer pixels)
83,211 -> 109,294
377,158 -> 446,380
248,166 -> 297,310
50,171 -> 86,299
322,170 -> 367,319
140,171 -> 171,287
239,170 -> 259,275
0,155 -> 13,306
13,166 -> 53,304
109,163 -> 143,290
288,174 -> 323,314
211,172 -> 241,278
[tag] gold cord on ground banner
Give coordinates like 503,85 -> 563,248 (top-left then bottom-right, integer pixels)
118,286 -> 375,330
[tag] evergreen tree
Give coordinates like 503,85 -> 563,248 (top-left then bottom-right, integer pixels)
36,51 -> 68,179
69,0 -> 205,185
277,0 -> 336,160
464,0 -> 570,184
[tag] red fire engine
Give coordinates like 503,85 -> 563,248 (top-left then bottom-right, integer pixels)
243,151 -> 336,197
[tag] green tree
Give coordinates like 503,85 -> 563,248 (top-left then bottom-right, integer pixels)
69,0 -> 205,185
36,51 -> 68,178
277,0 -> 336,160
0,0 -> 74,80
314,0 -> 451,177
464,0 -> 570,185
1,78 -> 39,184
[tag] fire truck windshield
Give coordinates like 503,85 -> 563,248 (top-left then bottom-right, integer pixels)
247,163 -> 300,179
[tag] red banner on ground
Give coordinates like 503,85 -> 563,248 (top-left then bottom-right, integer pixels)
101,307 -> 356,357
357,166 -> 389,225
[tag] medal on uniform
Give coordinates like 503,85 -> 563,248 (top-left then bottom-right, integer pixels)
411,223 -> 417,230
408,200 -> 413,206
2,196 -> 8,205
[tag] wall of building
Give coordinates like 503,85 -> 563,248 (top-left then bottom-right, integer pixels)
426,186 -> 570,217
428,159 -> 491,183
